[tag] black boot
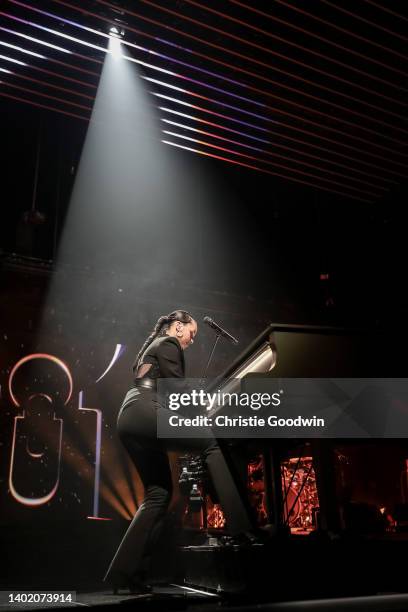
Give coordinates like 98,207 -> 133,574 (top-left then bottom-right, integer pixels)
128,576 -> 152,595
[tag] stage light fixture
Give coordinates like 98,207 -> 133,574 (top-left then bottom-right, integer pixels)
108,24 -> 125,59
109,25 -> 125,39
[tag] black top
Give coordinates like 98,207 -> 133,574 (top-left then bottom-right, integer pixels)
133,335 -> 185,380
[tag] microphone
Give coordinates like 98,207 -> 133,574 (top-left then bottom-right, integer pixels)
203,316 -> 239,344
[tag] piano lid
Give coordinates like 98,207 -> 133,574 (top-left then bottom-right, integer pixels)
205,323 -> 376,417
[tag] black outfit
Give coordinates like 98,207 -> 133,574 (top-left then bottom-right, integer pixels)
103,335 -> 253,585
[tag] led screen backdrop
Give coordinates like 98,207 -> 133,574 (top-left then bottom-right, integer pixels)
0,331 -> 143,524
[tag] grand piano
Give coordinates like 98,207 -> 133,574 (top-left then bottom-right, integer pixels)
179,323 -> 408,598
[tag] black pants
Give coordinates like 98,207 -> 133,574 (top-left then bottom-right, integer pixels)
103,387 -> 253,582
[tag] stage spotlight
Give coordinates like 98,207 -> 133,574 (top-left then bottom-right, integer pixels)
109,25 -> 125,39
108,26 -> 124,59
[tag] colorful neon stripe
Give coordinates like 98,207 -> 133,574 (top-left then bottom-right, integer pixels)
0,27 -> 101,78
0,40 -> 45,58
269,0 -> 407,51
9,0 -> 408,132
1,12 -> 180,76
146,0 -> 408,91
0,80 -> 93,111
145,76 -> 407,145
12,73 -> 375,194
96,0 -> 408,111
0,88 -> 380,202
0,67 -> 394,190
3,71 -> 95,101
161,130 -> 381,198
161,140 -> 374,203
160,119 -> 391,189
3,8 -> 407,151
159,108 -> 404,179
0,53 -> 26,66
6,4 -> 407,144
201,0 -> 407,67
5,14 -> 109,54
362,0 -> 408,23
160,108 -> 270,144
0,89 -> 89,121
153,93 -> 269,133
8,0 -> 153,54
3,9 -> 271,117
153,93 -> 408,169
141,75 -> 268,113
51,0 -> 408,127
3,0 -> 405,198
0,23 -> 73,53
3,48 -> 400,182
16,60 -> 97,89
0,55 -> 402,178
319,0 -> 408,42
142,78 -> 272,123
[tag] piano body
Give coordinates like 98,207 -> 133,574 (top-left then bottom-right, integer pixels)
206,323 -> 408,534
179,324 -> 408,597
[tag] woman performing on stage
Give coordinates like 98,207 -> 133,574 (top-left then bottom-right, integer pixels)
103,309 -> 255,595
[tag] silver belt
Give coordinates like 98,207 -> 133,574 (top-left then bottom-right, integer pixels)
133,378 -> 157,391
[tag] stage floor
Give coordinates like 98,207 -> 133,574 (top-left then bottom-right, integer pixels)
2,585 -> 408,612
0,584 -> 219,611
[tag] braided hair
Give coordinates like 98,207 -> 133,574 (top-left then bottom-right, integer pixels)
133,309 -> 193,372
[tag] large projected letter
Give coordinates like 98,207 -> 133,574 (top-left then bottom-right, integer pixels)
78,390 -> 103,519
8,354 -> 72,507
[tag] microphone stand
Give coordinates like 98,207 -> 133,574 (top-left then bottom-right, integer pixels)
199,332 -> 221,534
200,333 -> 221,384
